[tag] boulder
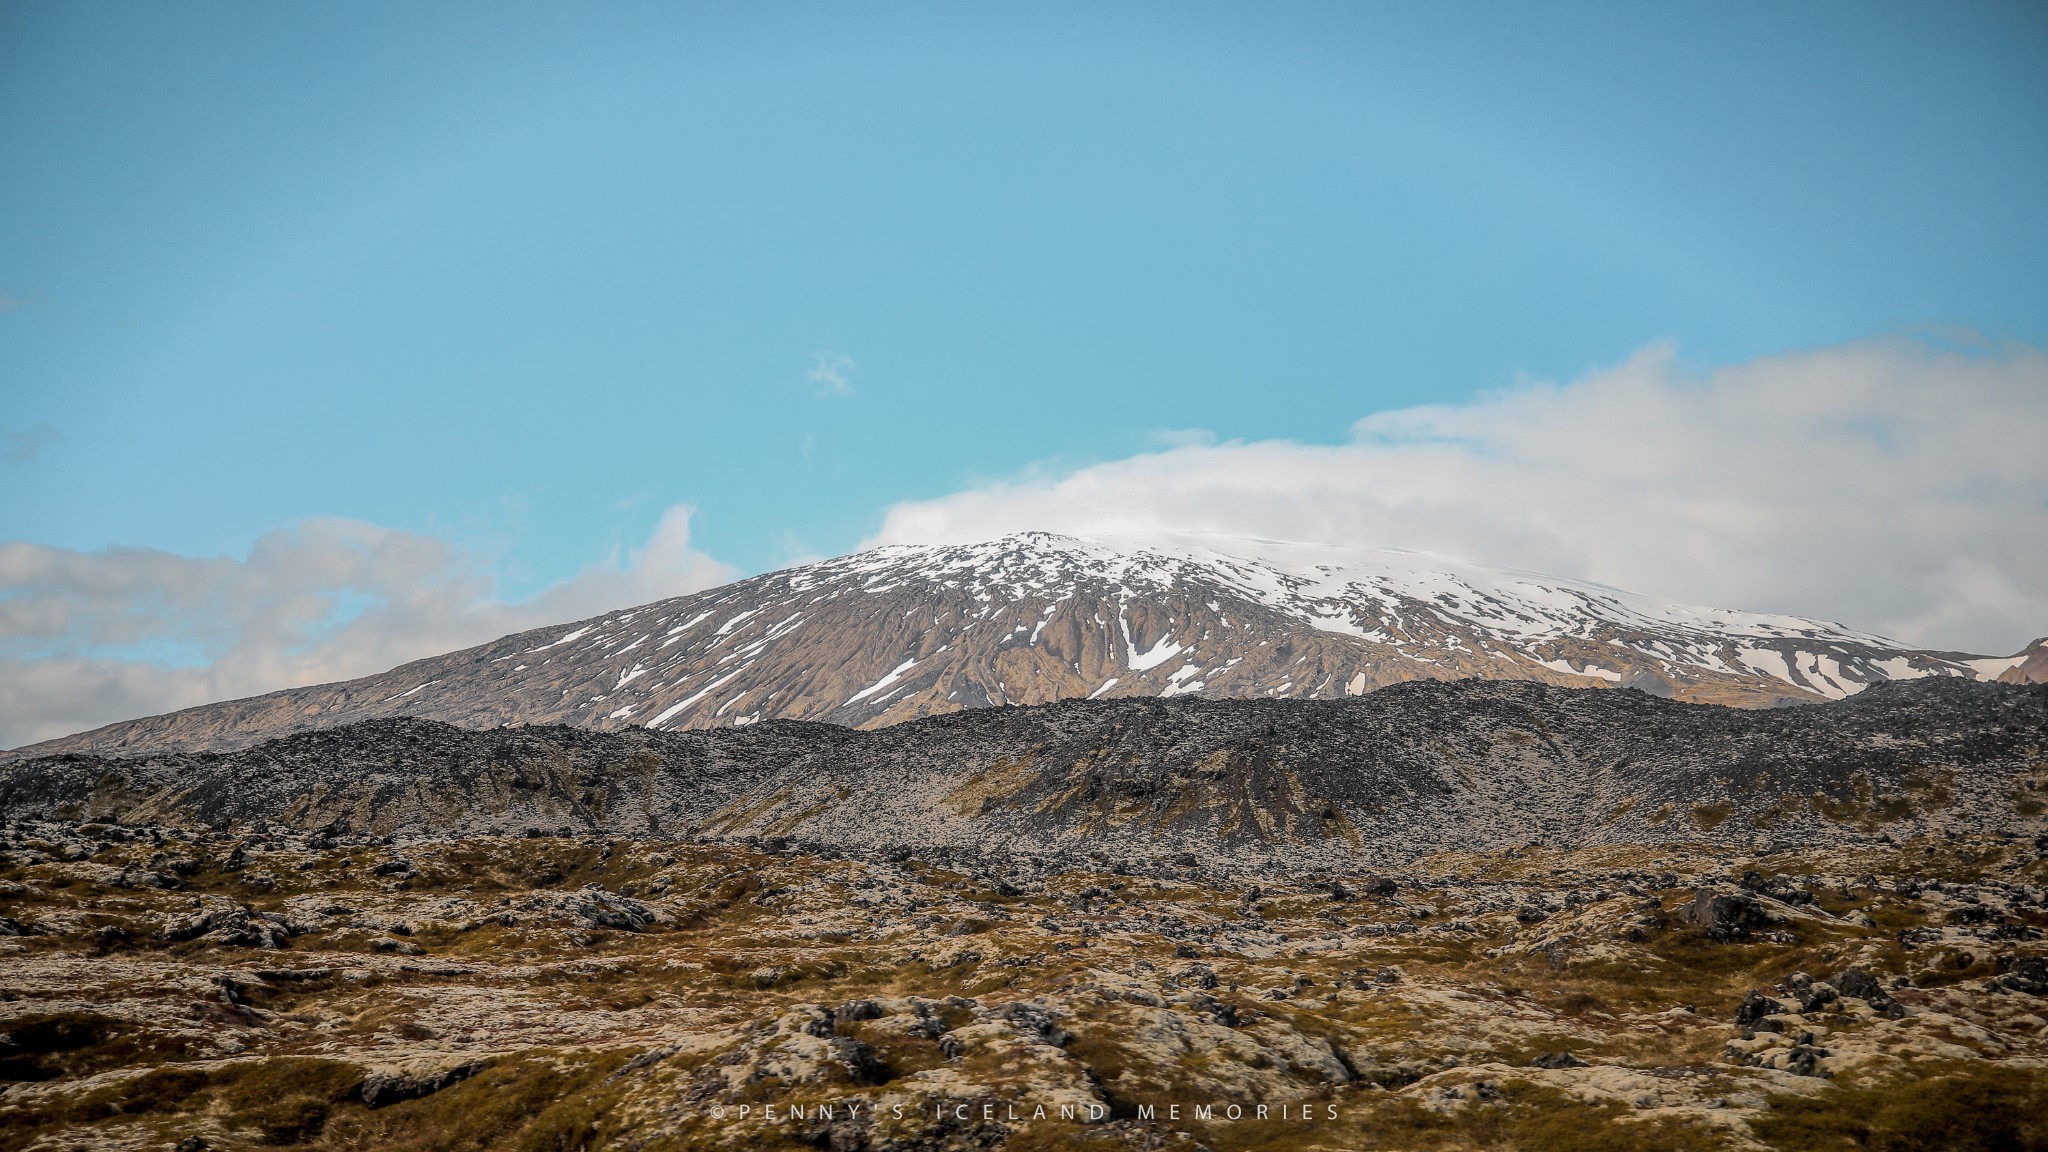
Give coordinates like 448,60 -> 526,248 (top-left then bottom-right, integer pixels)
1675,890 -> 1776,942
1784,1044 -> 1831,1078
829,1037 -> 889,1083
1797,982 -> 1838,1014
519,886 -> 664,932
1832,966 -> 1908,1017
160,896 -> 292,949
981,1001 -> 1071,1047
1996,956 -> 2048,996
833,999 -> 885,1028
358,1059 -> 488,1108
1733,989 -> 1787,1026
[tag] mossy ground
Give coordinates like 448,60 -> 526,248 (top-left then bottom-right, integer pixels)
1,822 -> 2045,1150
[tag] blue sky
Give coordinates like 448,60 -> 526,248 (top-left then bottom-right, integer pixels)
3,2 -> 2048,746
5,1 -> 2043,586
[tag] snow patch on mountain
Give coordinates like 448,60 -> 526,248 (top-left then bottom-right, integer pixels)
16,529 -> 2034,761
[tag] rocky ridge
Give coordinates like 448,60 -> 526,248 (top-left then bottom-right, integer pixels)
5,679 -> 2044,868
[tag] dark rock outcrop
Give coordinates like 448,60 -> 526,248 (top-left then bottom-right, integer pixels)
1734,990 -> 1788,1027
2,679 -> 2043,866
1832,967 -> 1908,1017
1998,956 -> 2048,996
1676,891 -> 1777,942
358,1060 -> 489,1108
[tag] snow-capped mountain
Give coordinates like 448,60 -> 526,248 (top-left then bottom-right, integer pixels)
16,531 -> 2039,757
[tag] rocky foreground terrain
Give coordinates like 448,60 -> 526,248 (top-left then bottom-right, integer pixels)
1,680 -> 2045,1150
2,820 -> 2046,1151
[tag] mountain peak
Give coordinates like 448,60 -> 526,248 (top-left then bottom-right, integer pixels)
11,531 -> 2018,758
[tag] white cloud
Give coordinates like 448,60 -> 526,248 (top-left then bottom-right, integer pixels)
807,350 -> 855,396
870,336 -> 2048,656
0,505 -> 733,749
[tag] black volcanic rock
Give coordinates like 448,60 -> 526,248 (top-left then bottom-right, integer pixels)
3,679 -> 2043,867
1675,891 -> 1777,942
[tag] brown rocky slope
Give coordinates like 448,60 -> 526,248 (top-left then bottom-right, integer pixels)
12,532 -> 2039,759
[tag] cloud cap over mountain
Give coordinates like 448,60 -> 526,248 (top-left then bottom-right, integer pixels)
873,337 -> 2048,656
